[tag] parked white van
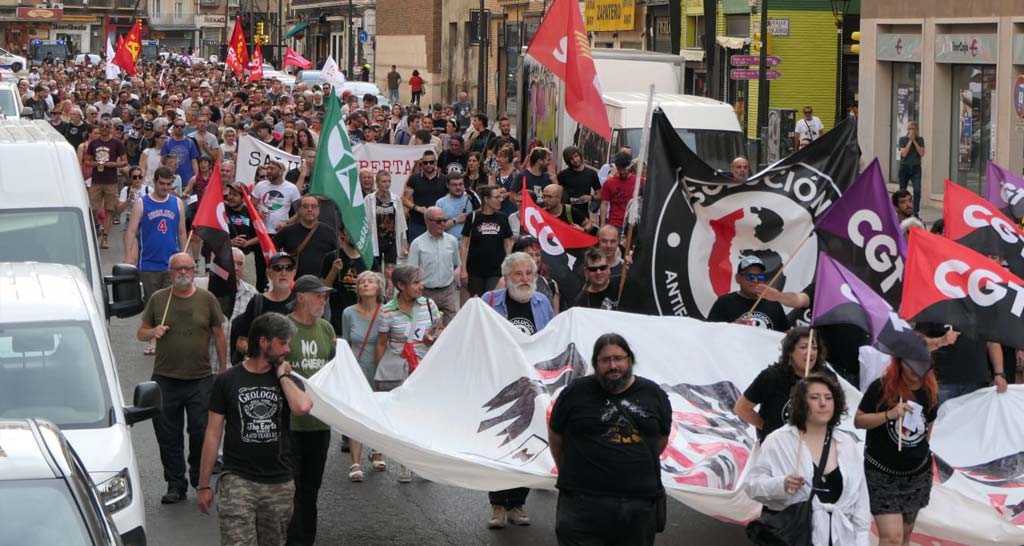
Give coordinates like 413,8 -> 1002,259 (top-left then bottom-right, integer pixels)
577,92 -> 746,173
0,262 -> 159,545
0,119 -> 143,318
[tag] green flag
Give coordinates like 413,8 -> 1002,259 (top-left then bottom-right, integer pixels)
309,94 -> 373,268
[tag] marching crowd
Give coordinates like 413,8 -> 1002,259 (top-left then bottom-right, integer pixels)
18,53 -> 1012,546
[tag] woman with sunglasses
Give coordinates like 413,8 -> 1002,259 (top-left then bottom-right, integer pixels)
279,129 -> 300,155
116,166 -> 152,244
734,326 -> 836,442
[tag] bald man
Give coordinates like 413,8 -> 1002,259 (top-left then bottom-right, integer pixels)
731,157 -> 750,182
541,184 -> 592,232
138,252 -> 227,504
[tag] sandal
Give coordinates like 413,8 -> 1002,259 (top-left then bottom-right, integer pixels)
370,453 -> 386,472
348,464 -> 364,482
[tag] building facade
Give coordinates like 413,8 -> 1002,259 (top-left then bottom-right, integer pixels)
859,1 -> 1024,206
374,0 -> 441,105
439,0 -> 501,114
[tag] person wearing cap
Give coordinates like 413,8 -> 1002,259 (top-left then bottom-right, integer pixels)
854,337 -> 939,546
734,326 -> 837,442
707,255 -> 789,332
232,252 -> 298,356
283,275 -> 336,546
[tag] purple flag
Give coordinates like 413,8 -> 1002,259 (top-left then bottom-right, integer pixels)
811,251 -> 926,366
815,158 -> 906,307
985,161 -> 1024,224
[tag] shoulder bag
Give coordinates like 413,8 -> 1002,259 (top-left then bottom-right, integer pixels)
293,220 -> 320,259
373,301 -> 436,382
608,394 -> 667,533
745,427 -> 833,546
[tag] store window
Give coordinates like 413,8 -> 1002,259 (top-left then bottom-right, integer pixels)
949,65 -> 996,195
889,63 -> 920,182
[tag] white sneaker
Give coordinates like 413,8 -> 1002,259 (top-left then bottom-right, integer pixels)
397,465 -> 413,483
508,506 -> 531,526
488,505 -> 507,529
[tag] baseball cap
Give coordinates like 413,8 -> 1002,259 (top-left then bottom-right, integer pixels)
293,275 -> 335,294
143,121 -> 154,130
737,255 -> 765,273
268,252 -> 296,266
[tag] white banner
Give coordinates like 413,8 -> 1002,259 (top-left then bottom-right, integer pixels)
303,300 -> 1024,545
236,134 -> 431,189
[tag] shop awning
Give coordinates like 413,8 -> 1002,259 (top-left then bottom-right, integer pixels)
716,36 -> 749,50
680,48 -> 705,62
282,21 -> 308,40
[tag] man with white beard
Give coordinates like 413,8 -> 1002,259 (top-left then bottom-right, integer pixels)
479,251 -> 555,530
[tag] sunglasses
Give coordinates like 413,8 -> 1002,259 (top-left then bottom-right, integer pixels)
421,160 -> 435,165
131,175 -> 143,180
174,124 -> 185,128
744,273 -> 768,282
270,264 -> 295,272
427,218 -> 446,224
586,265 -> 609,272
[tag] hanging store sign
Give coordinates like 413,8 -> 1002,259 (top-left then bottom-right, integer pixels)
584,0 -> 636,32
935,34 -> 997,64
876,33 -> 922,62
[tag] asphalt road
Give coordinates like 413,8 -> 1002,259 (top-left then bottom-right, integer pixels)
99,221 -> 747,545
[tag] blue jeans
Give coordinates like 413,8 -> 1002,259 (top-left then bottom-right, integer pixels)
898,163 -> 922,215
937,382 -> 987,407
388,88 -> 399,104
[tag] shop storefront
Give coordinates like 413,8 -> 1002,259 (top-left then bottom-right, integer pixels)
876,33 -> 922,182
50,22 -> 90,55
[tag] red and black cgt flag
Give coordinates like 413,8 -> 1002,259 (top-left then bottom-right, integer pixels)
943,179 -> 1024,275
900,228 -> 1024,348
193,165 -> 236,313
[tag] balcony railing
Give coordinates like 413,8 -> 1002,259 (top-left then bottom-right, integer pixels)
148,12 -> 198,29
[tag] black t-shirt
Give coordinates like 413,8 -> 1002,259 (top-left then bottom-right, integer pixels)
232,293 -> 296,355
469,129 -> 495,154
226,205 -> 257,252
744,362 -> 837,442
520,170 -> 550,200
916,323 -> 992,384
320,249 -> 367,332
64,122 -> 90,149
858,378 -> 937,472
574,284 -> 618,310
407,172 -> 447,226
273,222 -> 339,278
557,166 -> 602,218
438,151 -> 468,176
707,292 -> 789,332
505,296 -> 536,335
461,211 -> 512,276
208,364 -> 293,483
375,197 -> 398,261
550,376 -> 671,498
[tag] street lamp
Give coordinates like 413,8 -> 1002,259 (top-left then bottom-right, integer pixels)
830,0 -> 851,127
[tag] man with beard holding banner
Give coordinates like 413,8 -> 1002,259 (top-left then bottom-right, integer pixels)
619,110 -> 859,320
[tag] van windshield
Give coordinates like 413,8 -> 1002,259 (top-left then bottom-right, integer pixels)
0,89 -> 18,118
622,128 -> 746,173
0,322 -> 111,429
0,209 -> 90,279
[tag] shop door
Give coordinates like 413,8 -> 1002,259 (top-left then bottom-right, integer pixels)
949,65 -> 996,195
890,62 -> 921,181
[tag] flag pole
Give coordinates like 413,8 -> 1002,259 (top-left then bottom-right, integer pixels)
897,397 -> 904,452
160,229 -> 195,326
805,328 -> 814,377
618,84 -> 656,301
745,228 -> 813,315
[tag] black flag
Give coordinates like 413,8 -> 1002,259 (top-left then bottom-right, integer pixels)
619,111 -> 860,318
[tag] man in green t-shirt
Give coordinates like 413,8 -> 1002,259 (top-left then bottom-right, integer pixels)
898,121 -> 926,217
284,275 -> 336,545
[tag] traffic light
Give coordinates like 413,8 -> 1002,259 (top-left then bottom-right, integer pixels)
752,31 -> 772,53
850,31 -> 861,54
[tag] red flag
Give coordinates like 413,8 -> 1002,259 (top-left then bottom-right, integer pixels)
112,20 -> 142,75
247,44 -> 264,82
115,34 -> 124,53
899,227 -> 1024,348
192,165 -> 234,282
525,0 -> 611,140
227,18 -> 248,77
240,184 -> 277,263
520,190 -> 598,250
942,179 -> 1024,274
282,47 -> 312,70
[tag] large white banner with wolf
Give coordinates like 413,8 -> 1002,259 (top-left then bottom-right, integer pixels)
301,300 -> 1024,546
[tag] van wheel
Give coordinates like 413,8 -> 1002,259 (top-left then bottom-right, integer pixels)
11,62 -> 21,73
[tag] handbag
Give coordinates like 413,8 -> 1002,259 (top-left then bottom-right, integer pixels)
608,396 -> 667,533
745,428 -> 833,546
373,300 -> 437,382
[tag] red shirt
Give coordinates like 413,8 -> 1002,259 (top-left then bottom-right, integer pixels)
409,75 -> 424,92
600,173 -> 643,227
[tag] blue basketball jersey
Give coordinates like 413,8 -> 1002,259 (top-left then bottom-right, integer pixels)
139,194 -> 181,272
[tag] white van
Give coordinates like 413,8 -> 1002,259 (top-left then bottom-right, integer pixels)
577,92 -> 746,173
0,262 -> 159,545
0,119 -> 143,318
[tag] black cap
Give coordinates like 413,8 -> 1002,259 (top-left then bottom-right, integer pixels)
293,274 -> 334,294
268,251 -> 295,266
143,121 -> 154,130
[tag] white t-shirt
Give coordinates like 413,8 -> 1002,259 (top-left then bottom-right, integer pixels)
118,184 -> 153,214
795,116 -> 824,142
253,179 -> 301,234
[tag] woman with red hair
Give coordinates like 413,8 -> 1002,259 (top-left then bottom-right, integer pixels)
854,338 -> 938,546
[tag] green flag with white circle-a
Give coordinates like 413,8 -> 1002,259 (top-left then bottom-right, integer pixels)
309,94 -> 373,268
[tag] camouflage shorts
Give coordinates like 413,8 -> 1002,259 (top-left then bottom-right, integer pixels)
217,473 -> 295,546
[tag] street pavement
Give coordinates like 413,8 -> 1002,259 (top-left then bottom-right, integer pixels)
99,223 -> 746,545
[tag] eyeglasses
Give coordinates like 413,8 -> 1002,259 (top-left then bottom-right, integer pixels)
270,264 -> 295,272
130,175 -> 143,180
597,354 -> 628,365
744,273 -> 768,282
586,265 -> 610,272
427,218 -> 446,224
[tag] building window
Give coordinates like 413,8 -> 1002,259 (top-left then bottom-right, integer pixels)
726,15 -> 749,38
949,65 -> 995,195
153,0 -> 161,15
889,63 -> 920,182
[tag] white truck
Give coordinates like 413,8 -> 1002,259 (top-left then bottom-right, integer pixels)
517,48 -> 744,171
